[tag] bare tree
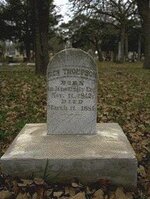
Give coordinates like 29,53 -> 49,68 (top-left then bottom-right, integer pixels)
70,0 -> 137,62
136,0 -> 150,69
31,0 -> 49,75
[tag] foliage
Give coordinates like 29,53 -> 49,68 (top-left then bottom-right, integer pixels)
0,2 -> 15,41
48,35 -> 65,53
63,15 -> 118,52
0,0 -> 34,59
69,0 -> 138,27
0,0 -> 61,63
68,0 -> 141,62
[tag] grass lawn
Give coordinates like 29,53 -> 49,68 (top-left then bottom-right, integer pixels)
0,62 -> 150,197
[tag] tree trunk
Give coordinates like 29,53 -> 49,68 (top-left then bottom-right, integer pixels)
97,48 -> 103,61
125,33 -> 128,61
120,25 -> 125,63
25,39 -> 31,61
24,0 -> 31,62
136,0 -> 150,69
113,49 -> 117,62
138,33 -> 141,61
118,41 -> 121,61
95,40 -> 103,61
32,0 -> 49,75
143,16 -> 150,68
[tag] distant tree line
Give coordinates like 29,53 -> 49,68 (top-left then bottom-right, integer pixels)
67,0 -> 149,68
0,0 -> 61,75
0,0 -> 149,74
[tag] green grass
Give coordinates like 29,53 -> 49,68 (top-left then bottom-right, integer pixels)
0,62 -> 149,138
97,62 -> 150,120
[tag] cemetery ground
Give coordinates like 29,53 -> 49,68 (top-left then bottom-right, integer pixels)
0,62 -> 149,198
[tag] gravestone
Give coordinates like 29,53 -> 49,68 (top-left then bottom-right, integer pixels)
47,49 -> 97,134
1,48 -> 137,188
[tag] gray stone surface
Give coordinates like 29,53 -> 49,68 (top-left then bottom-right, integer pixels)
1,123 -> 137,188
47,48 -> 97,135
27,63 -> 35,66
8,63 -> 21,66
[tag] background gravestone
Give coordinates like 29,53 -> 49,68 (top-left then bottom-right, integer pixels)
47,49 -> 97,134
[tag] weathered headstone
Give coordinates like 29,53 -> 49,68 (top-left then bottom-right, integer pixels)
1,48 -> 137,188
47,49 -> 97,134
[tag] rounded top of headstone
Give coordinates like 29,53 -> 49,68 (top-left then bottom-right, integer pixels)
47,48 -> 97,74
47,48 -> 97,135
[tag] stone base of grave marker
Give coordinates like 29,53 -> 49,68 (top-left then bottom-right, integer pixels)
1,123 -> 137,188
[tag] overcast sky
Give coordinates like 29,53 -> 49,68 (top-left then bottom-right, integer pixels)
54,0 -> 71,22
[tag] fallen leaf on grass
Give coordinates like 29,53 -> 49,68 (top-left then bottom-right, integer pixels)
138,165 -> 147,178
93,189 -> 104,199
72,182 -> 83,188
70,192 -> 86,199
109,192 -> 115,199
22,179 -> 33,186
53,191 -> 64,197
16,192 -> 31,199
86,186 -> 94,195
115,187 -> 126,199
34,178 -> 44,185
36,186 -> 45,199
0,190 -> 12,199
46,189 -> 53,197
126,192 -> 133,199
12,180 -> 20,195
66,186 -> 76,197
32,193 -> 38,199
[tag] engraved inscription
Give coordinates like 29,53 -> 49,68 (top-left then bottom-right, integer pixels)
48,74 -> 96,112
48,67 -> 96,80
47,48 -> 97,134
